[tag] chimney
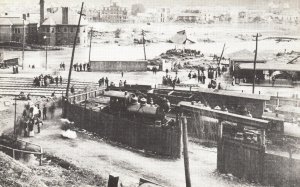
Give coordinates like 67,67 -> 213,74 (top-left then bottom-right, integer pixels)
62,7 -> 68,24
40,0 -> 44,25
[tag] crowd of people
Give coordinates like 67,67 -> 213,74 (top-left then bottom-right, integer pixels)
162,75 -> 180,89
33,74 -> 63,87
21,102 -> 56,137
98,76 -> 129,88
73,63 -> 90,72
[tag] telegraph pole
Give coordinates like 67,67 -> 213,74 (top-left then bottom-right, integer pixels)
218,43 -> 225,67
252,33 -> 261,94
64,2 -> 85,117
88,27 -> 93,63
22,19 -> 25,70
14,96 -> 17,139
182,116 -> 191,187
142,30 -> 146,60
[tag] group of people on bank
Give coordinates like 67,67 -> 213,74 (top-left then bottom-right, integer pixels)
73,63 -> 90,72
33,74 -> 63,87
21,101 -> 56,137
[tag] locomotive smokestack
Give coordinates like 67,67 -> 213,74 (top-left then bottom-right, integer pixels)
40,0 -> 44,26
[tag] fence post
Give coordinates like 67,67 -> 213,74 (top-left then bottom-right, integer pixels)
12,149 -> 15,159
181,116 -> 191,187
39,147 -> 43,166
108,174 -> 119,187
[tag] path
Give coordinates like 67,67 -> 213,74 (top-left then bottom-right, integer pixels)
20,118 -> 263,187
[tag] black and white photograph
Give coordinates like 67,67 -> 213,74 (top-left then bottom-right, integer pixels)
0,0 -> 300,186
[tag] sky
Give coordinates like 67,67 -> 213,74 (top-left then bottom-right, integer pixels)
0,0 -> 300,11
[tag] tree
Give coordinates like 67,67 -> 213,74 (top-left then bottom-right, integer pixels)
131,4 -> 145,16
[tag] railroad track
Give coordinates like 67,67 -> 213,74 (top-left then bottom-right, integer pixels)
0,77 -> 99,97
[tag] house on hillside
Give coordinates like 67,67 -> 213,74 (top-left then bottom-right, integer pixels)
39,7 -> 88,46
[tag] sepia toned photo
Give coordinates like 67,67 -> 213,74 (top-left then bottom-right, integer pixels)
0,0 -> 299,186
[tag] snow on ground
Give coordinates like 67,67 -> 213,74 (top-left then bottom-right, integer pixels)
20,116 -> 264,187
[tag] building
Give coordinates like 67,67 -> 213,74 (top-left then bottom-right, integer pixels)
39,7 -> 88,46
101,2 -> 128,22
89,60 -> 147,72
0,16 -> 38,44
86,9 -> 101,22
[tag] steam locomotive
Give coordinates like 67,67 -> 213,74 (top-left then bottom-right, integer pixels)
101,90 -> 175,127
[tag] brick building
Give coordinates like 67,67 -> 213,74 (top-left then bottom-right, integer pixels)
101,2 -> 128,22
0,16 -> 38,44
39,7 -> 88,46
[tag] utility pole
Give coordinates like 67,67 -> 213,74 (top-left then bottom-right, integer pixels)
14,96 -> 17,139
22,19 -> 25,70
88,27 -> 93,63
64,2 -> 85,118
43,35 -> 48,71
181,116 -> 191,187
218,43 -> 225,67
142,30 -> 146,60
252,33 -> 261,94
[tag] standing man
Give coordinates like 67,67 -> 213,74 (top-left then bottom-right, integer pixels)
98,78 -> 101,87
83,63 -> 86,71
59,76 -> 62,85
121,71 -> 124,77
105,77 -> 109,87
71,85 -> 75,94
55,76 -> 59,86
42,105 -> 47,120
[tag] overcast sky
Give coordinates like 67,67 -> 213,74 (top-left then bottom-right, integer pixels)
0,0 -> 300,11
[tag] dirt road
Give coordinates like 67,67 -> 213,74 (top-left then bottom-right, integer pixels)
19,118 -> 263,187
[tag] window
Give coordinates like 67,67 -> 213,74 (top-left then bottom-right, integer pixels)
70,27 -> 73,33
18,28 -> 20,33
57,27 -> 61,33
47,27 -> 50,33
64,27 -> 67,32
76,37 -> 80,43
52,28 -> 55,33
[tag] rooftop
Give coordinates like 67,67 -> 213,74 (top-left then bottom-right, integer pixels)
42,7 -> 87,26
197,88 -> 270,101
228,49 -> 265,61
239,63 -> 300,72
0,17 -> 31,26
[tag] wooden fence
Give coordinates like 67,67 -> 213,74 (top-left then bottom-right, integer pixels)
217,136 -> 300,186
186,114 -> 219,143
68,88 -> 105,104
217,136 -> 266,183
66,103 -> 181,158
263,153 -> 300,186
266,96 -> 300,111
0,137 -> 43,166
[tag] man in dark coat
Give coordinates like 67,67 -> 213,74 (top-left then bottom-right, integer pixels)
59,76 -> 62,85
42,106 -> 47,120
55,76 -> 59,86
